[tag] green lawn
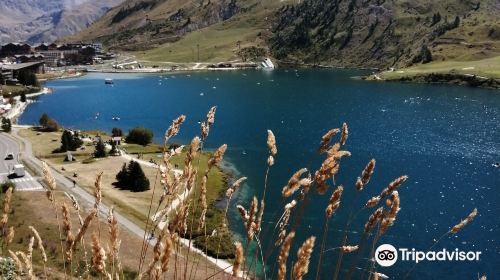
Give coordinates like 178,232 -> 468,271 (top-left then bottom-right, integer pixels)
377,55 -> 500,80
0,85 -> 40,96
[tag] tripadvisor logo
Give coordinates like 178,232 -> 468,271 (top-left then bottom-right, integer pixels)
375,244 -> 482,267
375,244 -> 398,267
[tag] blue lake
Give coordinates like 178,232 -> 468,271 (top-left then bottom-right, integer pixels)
20,70 -> 500,279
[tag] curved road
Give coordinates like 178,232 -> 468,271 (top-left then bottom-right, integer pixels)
0,132 -> 43,191
2,128 -> 156,244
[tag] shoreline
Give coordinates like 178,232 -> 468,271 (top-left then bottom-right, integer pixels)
5,87 -> 51,122
365,72 -> 500,90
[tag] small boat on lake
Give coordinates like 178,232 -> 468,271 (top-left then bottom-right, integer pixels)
105,78 -> 114,84
112,117 -> 120,121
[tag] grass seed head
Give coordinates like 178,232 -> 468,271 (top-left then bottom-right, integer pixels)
292,236 -> 316,280
450,208 -> 478,235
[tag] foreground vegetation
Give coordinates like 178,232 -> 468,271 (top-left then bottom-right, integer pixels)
2,108 -> 482,280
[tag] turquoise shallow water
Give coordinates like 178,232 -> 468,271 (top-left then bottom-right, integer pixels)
19,70 -> 500,279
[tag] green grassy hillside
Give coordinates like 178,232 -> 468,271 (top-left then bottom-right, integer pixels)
66,0 -> 500,71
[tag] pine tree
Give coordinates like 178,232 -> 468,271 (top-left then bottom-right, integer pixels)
94,139 -> 107,158
60,130 -> 72,152
116,163 -> 129,187
128,161 -> 150,192
58,130 -> 83,152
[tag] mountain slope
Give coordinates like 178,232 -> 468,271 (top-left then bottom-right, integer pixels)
270,0 -> 500,68
63,0 -> 285,52
67,0 -> 499,67
0,0 -> 124,44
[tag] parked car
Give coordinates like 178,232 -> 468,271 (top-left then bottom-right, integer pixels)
4,153 -> 14,160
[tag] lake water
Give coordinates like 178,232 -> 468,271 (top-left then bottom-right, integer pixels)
20,70 -> 499,279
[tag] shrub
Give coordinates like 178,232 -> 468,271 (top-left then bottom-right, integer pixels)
39,113 -> 60,132
56,130 -> 83,153
1,118 -> 11,132
20,93 -> 26,102
1,181 -> 15,193
39,113 -> 49,127
45,118 -> 60,132
126,127 -> 153,146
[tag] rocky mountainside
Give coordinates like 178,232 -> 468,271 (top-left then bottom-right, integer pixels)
64,0 -> 500,67
0,0 -> 124,44
270,0 -> 500,68
62,0 -> 269,51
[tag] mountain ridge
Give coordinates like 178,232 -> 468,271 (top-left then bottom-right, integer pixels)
0,0 -> 124,44
48,0 -> 500,68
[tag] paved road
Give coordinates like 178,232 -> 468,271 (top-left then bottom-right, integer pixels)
0,132 -> 43,191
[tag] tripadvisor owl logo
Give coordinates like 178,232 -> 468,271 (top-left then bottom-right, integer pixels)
375,244 -> 398,267
374,244 -> 482,267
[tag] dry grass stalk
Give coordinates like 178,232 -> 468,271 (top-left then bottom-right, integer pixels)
42,161 -> 56,201
267,130 -> 277,156
319,128 -> 340,154
339,123 -> 349,146
365,196 -> 381,208
282,168 -> 309,198
314,147 -> 350,195
379,191 -> 401,235
107,207 -> 121,272
165,115 -> 186,140
341,245 -> 359,253
232,241 -> 244,277
364,207 -> 384,234
146,227 -> 168,277
94,172 -> 103,213
183,137 -> 201,190
275,200 -> 297,246
326,185 -> 343,219
198,176 -> 208,230
28,226 -> 47,263
246,196 -> 258,242
91,232 -> 107,275
72,209 -> 97,252
208,144 -> 227,169
199,144 -> 227,229
255,199 -> 265,234
1,187 -> 13,228
206,106 -> 217,126
201,106 -> 217,140
277,231 -> 295,280
160,233 -> 174,273
380,175 -> 408,198
168,202 -> 190,235
292,236 -> 315,280
9,250 -> 23,273
450,208 -> 478,235
6,226 -> 14,244
226,177 -> 247,198
62,203 -> 75,260
356,159 -> 376,191
267,155 -> 275,167
65,192 -> 83,225
16,251 -> 33,279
